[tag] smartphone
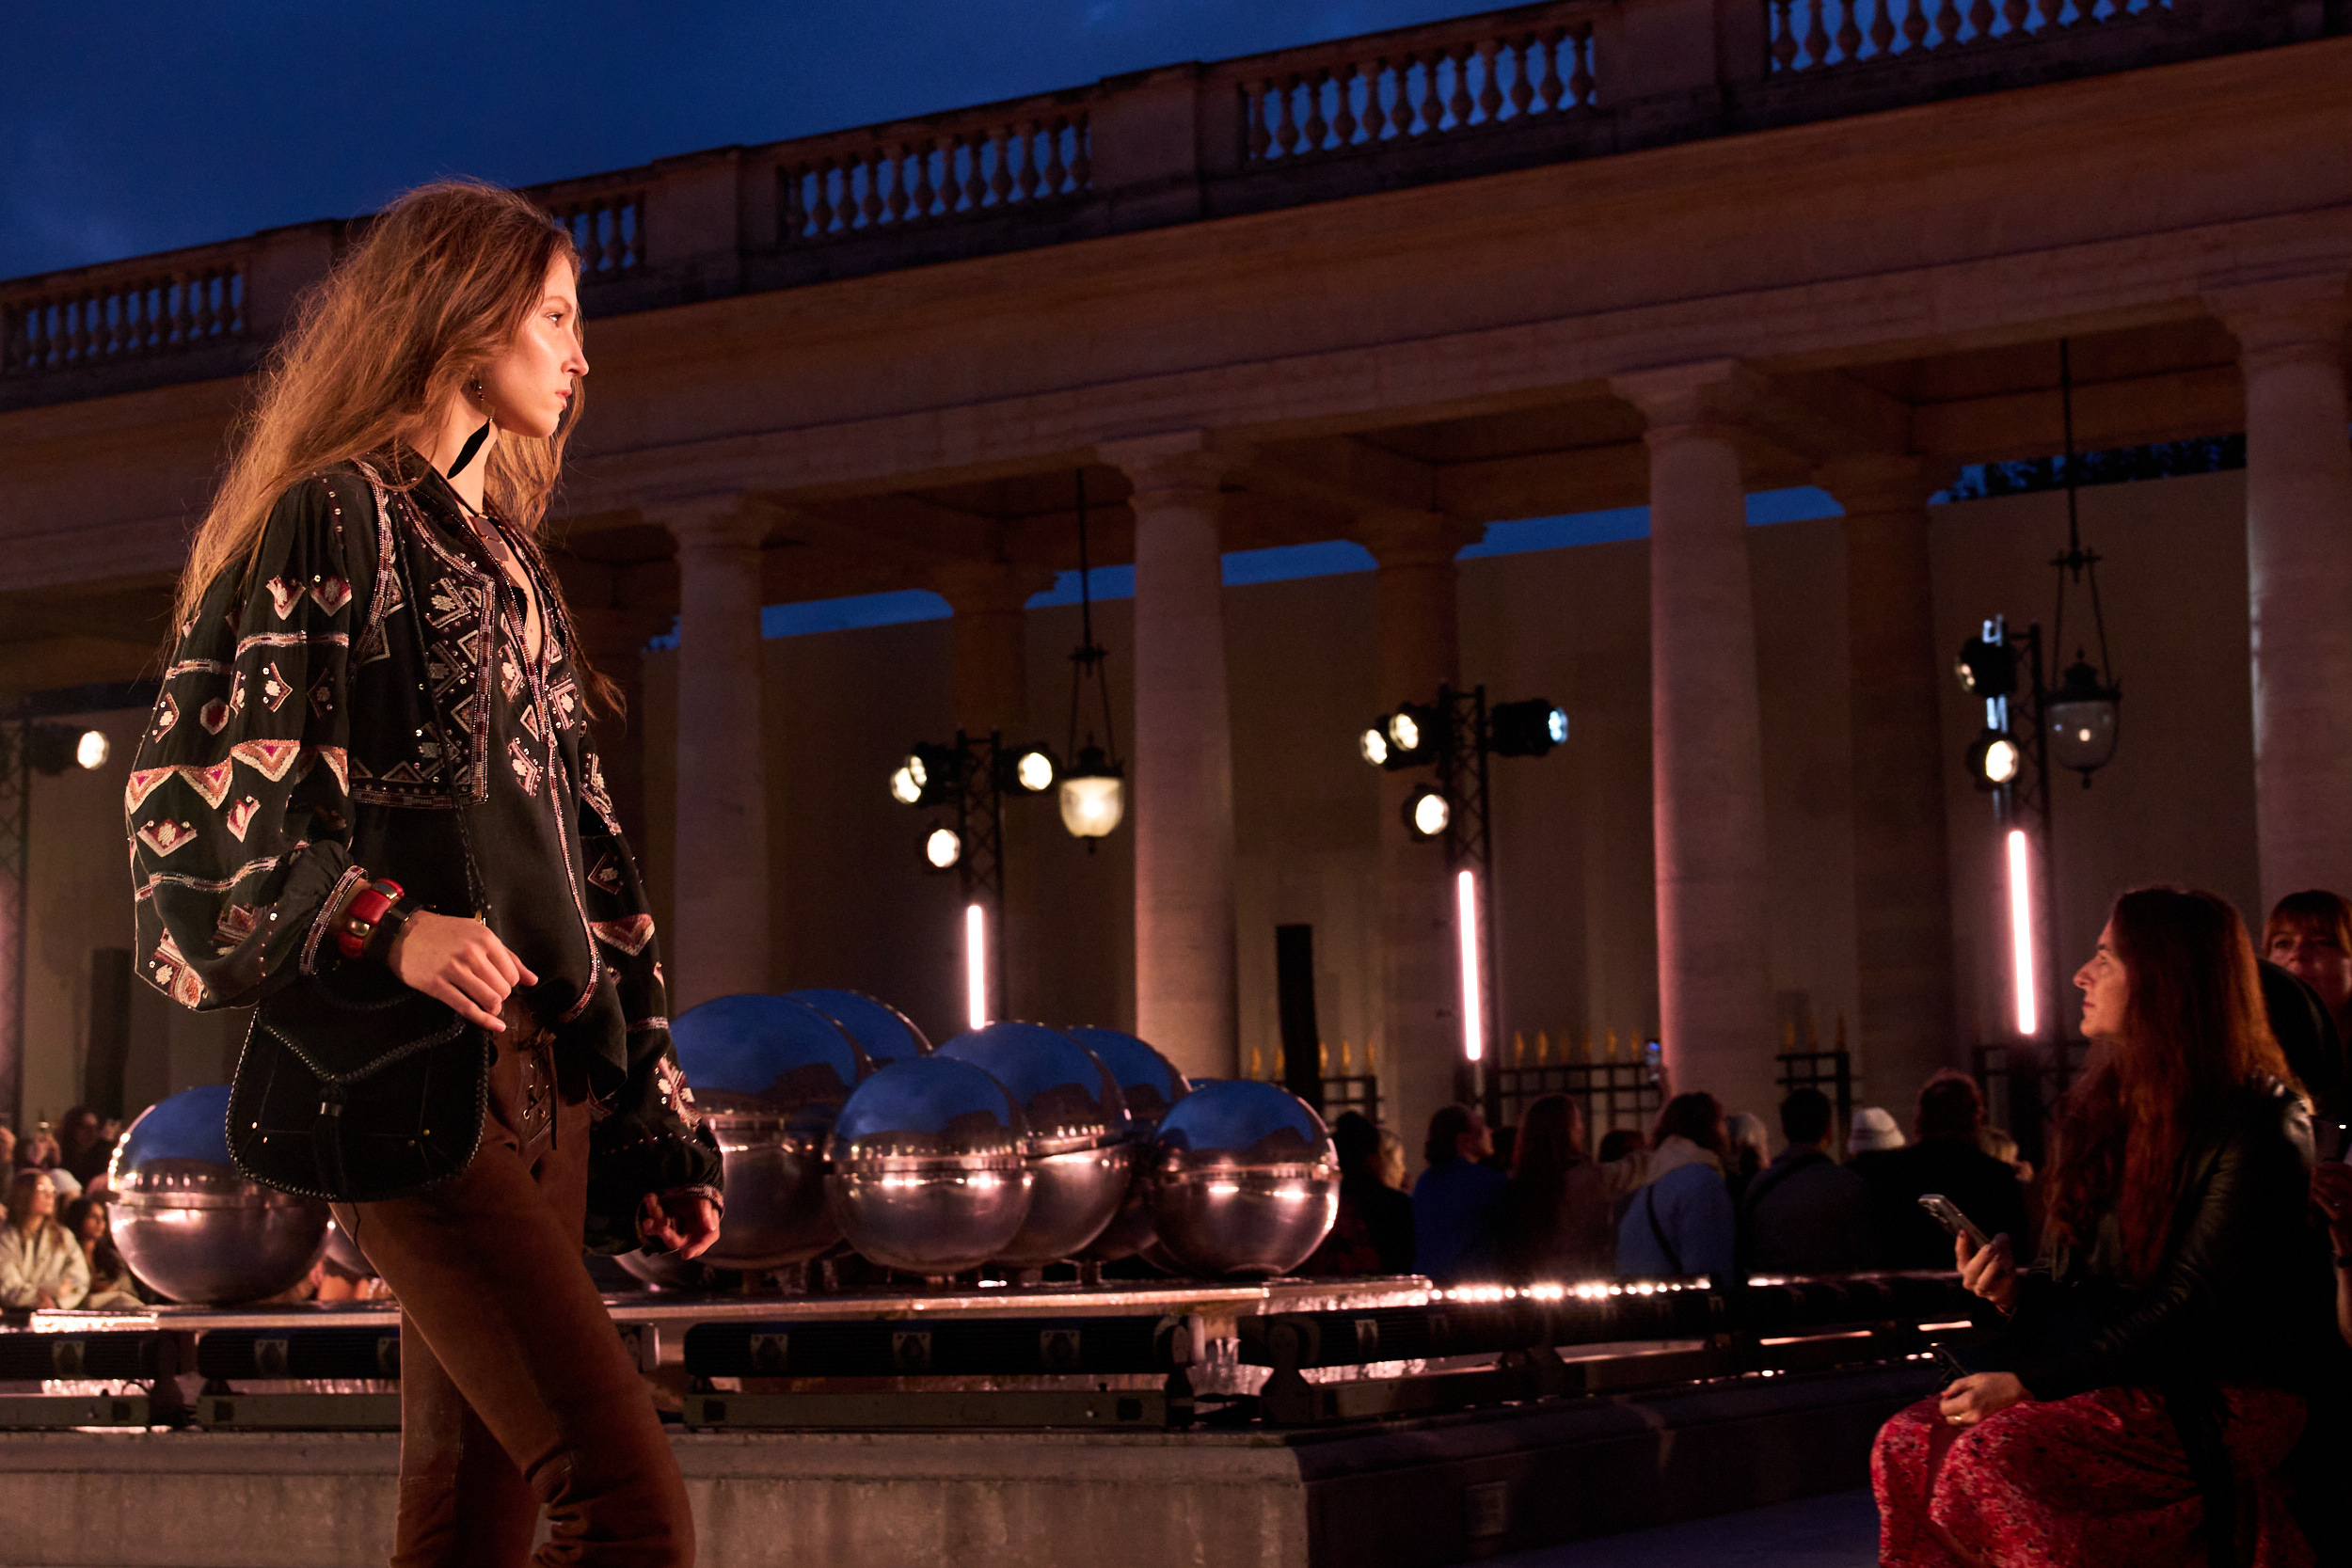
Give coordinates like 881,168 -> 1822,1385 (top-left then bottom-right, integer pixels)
1918,1193 -> 1991,1251
1931,1343 -> 1973,1386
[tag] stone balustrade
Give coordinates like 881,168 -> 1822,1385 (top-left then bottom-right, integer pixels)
0,0 -> 2312,410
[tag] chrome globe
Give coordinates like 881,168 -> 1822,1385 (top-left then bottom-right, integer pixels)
109,1085 -> 329,1304
1059,1025 -> 1189,1261
664,992 -> 870,1271
825,1056 -> 1032,1276
1144,1080 -> 1338,1278
935,1023 -> 1132,1267
787,988 -> 931,1067
321,1216 -> 375,1280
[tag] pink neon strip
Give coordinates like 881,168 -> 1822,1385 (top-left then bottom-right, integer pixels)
1456,868 -> 1485,1063
2007,830 -> 2038,1037
965,903 -> 988,1031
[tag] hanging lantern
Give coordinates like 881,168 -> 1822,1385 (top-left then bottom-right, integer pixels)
2044,339 -> 2123,789
1059,469 -> 1126,847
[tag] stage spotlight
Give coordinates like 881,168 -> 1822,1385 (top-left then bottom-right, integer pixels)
1359,724 -> 1389,768
1490,698 -> 1567,757
1955,637 -> 2017,698
925,826 -> 963,870
1010,745 -> 1057,794
1966,729 -> 2021,790
1404,784 -> 1451,840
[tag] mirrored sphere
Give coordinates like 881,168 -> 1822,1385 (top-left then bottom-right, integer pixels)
1059,1026 -> 1190,1261
663,993 -> 869,1272
1145,1080 -> 1338,1278
826,1057 -> 1033,1275
321,1216 -> 375,1279
935,1023 -> 1132,1267
109,1085 -> 329,1304
787,989 -> 931,1067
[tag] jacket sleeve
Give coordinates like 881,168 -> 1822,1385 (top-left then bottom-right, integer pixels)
0,1233 -> 33,1308
50,1232 -> 90,1310
128,475 -> 374,1010
2008,1101 -> 2310,1401
573,737 -> 723,1255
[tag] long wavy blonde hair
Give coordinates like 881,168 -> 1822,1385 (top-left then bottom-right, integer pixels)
175,179 -> 586,633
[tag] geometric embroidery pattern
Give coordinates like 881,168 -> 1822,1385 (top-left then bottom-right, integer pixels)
181,760 -> 236,810
200,698 -> 232,734
591,914 -> 656,956
260,662 -> 293,712
230,738 -> 302,782
224,796 -> 261,842
151,693 -> 179,742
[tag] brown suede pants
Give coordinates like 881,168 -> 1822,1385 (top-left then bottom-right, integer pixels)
333,1001 -> 693,1567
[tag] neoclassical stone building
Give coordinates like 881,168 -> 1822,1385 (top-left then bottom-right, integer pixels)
4,0 -> 2348,1164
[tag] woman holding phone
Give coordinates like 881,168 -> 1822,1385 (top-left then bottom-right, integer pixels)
1872,886 -> 2337,1567
127,182 -> 720,1565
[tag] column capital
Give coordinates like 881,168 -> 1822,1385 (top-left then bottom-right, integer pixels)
645,495 -> 776,552
2206,272 -> 2351,372
1354,508 -> 1482,568
929,559 -> 1059,616
1099,431 -> 1235,499
1814,454 -> 1953,516
1610,357 -> 1764,440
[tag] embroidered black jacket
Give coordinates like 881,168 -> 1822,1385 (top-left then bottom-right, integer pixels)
127,456 -> 719,1246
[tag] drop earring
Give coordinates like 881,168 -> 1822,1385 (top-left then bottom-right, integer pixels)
447,376 -> 493,480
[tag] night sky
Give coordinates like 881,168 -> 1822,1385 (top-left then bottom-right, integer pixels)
2,0 -> 1503,282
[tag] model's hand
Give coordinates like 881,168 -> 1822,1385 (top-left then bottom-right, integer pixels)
1957,1231 -> 2018,1314
33,1291 -> 56,1310
2313,1162 -> 2352,1255
389,911 -> 538,1031
637,1189 -> 723,1259
1940,1372 -> 2027,1427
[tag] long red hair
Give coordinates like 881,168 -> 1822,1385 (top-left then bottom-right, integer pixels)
2042,886 -> 2291,1282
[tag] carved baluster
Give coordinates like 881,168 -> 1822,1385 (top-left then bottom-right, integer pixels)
1301,68 -> 1328,151
1931,0 -> 1963,43
817,161 -> 844,235
1569,27 -> 1595,103
1770,0 -> 1798,67
1505,35 -> 1534,117
139,280 -> 160,353
1831,0 -> 1859,58
1331,62 -> 1359,146
1901,0 -> 1931,50
1476,40 -> 1503,122
2001,0 -> 2028,31
1444,45 -> 1473,128
881,149 -> 908,222
1071,113 -> 1092,188
1014,120 -> 1040,198
850,153 -> 878,229
1267,74 -> 1295,155
958,135 -> 986,210
190,277 -> 215,344
1042,118 -> 1068,194
1867,0 -> 1896,53
1531,31 -> 1561,110
1388,56 -> 1417,137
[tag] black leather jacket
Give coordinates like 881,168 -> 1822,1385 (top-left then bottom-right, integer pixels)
1999,1075 -> 2337,1403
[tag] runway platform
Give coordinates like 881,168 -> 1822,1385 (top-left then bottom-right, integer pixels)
0,1275 -> 1957,1567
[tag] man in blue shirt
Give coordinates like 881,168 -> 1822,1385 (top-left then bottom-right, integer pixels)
1411,1103 -> 1507,1281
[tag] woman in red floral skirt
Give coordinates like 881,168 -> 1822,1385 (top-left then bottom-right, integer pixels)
1873,886 -> 2340,1568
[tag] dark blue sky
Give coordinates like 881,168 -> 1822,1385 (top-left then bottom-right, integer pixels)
3,0 -> 1506,282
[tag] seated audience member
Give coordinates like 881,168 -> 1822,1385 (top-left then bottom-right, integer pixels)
1741,1088 -> 1872,1275
1597,1128 -> 1646,1165
1874,887 -> 2338,1567
1615,1092 -> 1736,1279
1724,1112 -> 1771,1207
1303,1112 -> 1416,1276
2264,890 -> 2352,1104
0,1170 -> 89,1309
56,1107 -> 114,1190
1376,1126 -> 1407,1195
1856,1070 -> 2031,1270
1846,1105 -> 1906,1156
1493,1095 -> 1628,1281
11,1126 -> 81,1200
1978,1125 -> 2032,1184
1411,1103 -> 1507,1282
60,1196 -> 142,1309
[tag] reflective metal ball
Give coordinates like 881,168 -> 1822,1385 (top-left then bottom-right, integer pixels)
108,1085 -> 329,1305
935,1023 -> 1131,1267
321,1216 -> 375,1280
664,992 -> 870,1271
1059,1026 -> 1189,1261
1144,1080 -> 1338,1278
787,988 -> 931,1067
825,1056 -> 1033,1275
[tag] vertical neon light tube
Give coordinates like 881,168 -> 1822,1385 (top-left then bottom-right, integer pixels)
1456,868 -> 1485,1063
965,903 -> 988,1031
2006,830 -> 2038,1037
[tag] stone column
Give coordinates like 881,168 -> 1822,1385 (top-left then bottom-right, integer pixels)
1613,362 -> 1780,1123
2213,277 -> 2352,911
1359,510 -> 1480,1159
932,561 -> 1057,1022
658,501 -> 772,1008
1820,455 -> 1958,1113
1103,434 -> 1237,1081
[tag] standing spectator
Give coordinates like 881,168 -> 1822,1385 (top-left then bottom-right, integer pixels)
56,1107 -> 113,1190
1724,1112 -> 1771,1207
1411,1103 -> 1507,1282
1302,1112 -> 1416,1276
0,1170 -> 89,1309
1846,1105 -> 1907,1156
1492,1095 -> 1628,1281
1741,1088 -> 1872,1275
59,1196 -> 142,1309
1597,1128 -> 1646,1164
1616,1093 -> 1737,1279
1854,1071 -> 2030,1270
1375,1126 -> 1408,1195
10,1126 -> 79,1200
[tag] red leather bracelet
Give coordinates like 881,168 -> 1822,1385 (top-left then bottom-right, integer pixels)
336,878 -> 406,959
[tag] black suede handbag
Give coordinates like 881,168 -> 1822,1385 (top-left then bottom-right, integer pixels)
227,485 -> 494,1205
